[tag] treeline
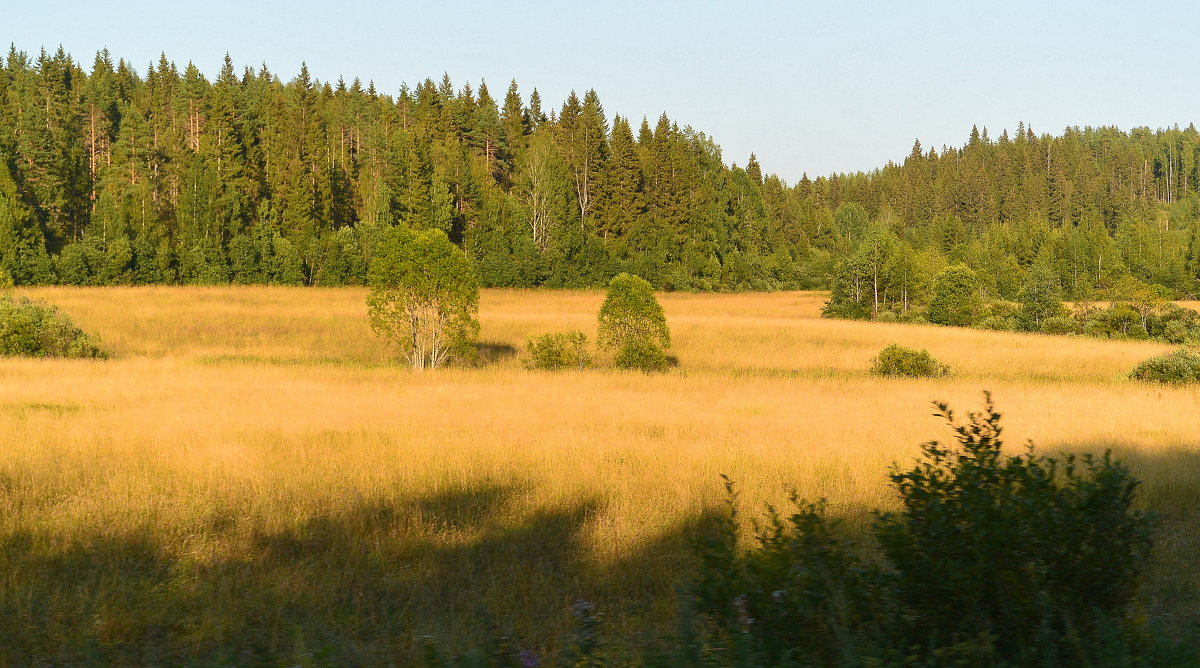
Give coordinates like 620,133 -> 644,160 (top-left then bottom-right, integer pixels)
817,125 -> 1200,312
3,46 -> 1200,294
0,47 -> 801,290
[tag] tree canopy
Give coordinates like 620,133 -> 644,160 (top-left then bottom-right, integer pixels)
926,265 -> 981,327
597,273 -> 670,350
367,227 -> 479,369
4,47 -> 1200,297
597,272 -> 671,371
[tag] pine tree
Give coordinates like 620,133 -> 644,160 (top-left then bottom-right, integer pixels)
595,115 -> 644,239
500,80 -> 527,166
745,153 -> 762,185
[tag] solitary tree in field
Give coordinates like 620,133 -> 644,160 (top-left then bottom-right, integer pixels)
597,273 -> 671,371
367,228 -> 480,369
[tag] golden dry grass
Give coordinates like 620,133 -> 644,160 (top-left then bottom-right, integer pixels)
2,287 -> 1199,663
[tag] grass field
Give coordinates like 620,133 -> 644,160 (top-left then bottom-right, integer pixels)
2,287 -> 1199,664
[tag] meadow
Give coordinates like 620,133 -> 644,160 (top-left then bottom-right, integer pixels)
1,287 -> 1199,664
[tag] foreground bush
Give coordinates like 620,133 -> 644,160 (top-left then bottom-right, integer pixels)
876,395 -> 1153,664
694,393 -> 1156,667
871,343 -> 948,378
1129,348 -> 1200,384
525,331 -> 591,370
0,297 -> 105,358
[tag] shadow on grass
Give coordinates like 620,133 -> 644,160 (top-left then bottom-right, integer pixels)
1036,440 -> 1200,645
472,341 -> 519,366
15,441 -> 1194,665
0,479 -> 723,665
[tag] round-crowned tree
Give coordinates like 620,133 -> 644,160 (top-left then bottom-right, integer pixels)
927,264 -> 981,327
597,273 -> 671,371
367,228 -> 479,369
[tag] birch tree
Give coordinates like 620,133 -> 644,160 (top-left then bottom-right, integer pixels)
367,228 -> 479,369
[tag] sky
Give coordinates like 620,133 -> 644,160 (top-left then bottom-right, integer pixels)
7,0 -> 1200,183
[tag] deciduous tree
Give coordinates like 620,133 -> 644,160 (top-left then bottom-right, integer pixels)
367,228 -> 479,369
597,272 -> 670,371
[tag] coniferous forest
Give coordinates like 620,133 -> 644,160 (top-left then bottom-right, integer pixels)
3,46 -> 1200,296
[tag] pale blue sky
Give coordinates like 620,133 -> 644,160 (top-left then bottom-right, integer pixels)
7,1 -> 1199,182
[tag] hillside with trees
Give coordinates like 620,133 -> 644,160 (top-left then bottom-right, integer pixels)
816,125 -> 1200,315
3,46 -> 1200,296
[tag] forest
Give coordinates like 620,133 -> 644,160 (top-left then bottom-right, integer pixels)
3,46 -> 1200,296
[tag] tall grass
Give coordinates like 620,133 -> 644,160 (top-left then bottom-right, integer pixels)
1,287 -> 1197,663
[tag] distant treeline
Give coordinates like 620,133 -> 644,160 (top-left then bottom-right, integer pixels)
820,125 -> 1200,311
2,46 -> 1200,294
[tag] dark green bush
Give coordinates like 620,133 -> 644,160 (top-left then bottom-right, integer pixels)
871,343 -> 949,378
1128,348 -> 1200,384
0,297 -> 106,359
1081,316 -> 1116,339
1147,303 -> 1200,344
524,331 -> 591,371
613,337 -> 669,373
1097,303 -> 1145,338
693,394 -> 1156,667
876,393 -> 1153,664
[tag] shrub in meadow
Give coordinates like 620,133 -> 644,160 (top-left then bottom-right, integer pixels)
525,331 -> 591,371
1161,320 -> 1194,345
978,315 -> 1019,332
0,297 -> 105,359
926,264 -> 981,327
1039,315 -> 1077,335
1147,304 -> 1200,344
1128,348 -> 1200,384
871,343 -> 949,378
612,337 -> 669,373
